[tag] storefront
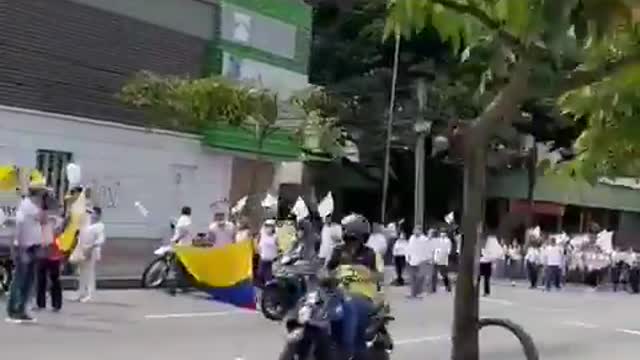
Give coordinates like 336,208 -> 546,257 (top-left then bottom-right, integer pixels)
0,105 -> 233,239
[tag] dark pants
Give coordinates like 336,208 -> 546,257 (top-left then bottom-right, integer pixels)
629,267 -> 640,293
168,257 -> 190,295
611,262 -> 625,291
545,265 -> 562,290
339,295 -> 374,357
394,256 -> 406,285
526,261 -> 539,288
36,258 -> 62,310
478,262 -> 492,296
258,259 -> 274,287
7,246 -> 39,317
432,264 -> 451,292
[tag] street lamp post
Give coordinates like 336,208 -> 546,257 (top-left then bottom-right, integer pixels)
414,78 -> 431,228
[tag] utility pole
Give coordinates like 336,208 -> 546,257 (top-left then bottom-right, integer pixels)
413,78 -> 431,228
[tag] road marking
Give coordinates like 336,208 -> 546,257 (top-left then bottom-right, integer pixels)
616,328 -> 640,336
562,321 -> 599,329
480,298 -> 514,306
395,335 -> 449,346
144,310 -> 256,320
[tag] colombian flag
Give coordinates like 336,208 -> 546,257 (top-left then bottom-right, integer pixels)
174,240 -> 256,309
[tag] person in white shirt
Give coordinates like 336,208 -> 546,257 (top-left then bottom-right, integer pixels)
171,206 -> 193,245
318,216 -> 342,264
366,224 -> 388,258
543,238 -> 563,291
257,219 -> 279,286
406,226 -> 430,298
505,243 -> 522,286
391,232 -> 408,286
610,247 -> 626,292
76,206 -> 106,302
479,247 -> 494,296
208,212 -> 236,248
432,230 -> 452,293
525,244 -> 541,289
626,248 -> 639,293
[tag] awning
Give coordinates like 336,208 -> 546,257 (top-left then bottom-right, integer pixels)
201,125 -> 330,162
510,200 -> 565,216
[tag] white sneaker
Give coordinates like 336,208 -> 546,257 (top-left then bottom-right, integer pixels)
79,296 -> 92,303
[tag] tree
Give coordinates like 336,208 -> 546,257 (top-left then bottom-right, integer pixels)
386,1 -> 640,359
120,72 -> 343,223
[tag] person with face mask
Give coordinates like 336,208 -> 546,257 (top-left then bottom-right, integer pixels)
257,219 -> 279,286
74,207 -> 105,302
6,181 -> 46,323
326,214 -> 378,360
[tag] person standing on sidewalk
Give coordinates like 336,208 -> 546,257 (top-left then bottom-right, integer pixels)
432,230 -> 451,293
74,207 -> 105,302
525,243 -> 541,289
406,226 -> 428,298
6,182 -> 46,323
257,219 -> 279,287
391,232 -> 408,286
543,237 -> 563,291
35,191 -> 63,312
478,248 -> 494,297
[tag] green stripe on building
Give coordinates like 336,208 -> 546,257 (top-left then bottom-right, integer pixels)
222,0 -> 312,29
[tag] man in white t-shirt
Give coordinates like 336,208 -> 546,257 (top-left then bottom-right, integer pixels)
432,231 -> 452,292
318,216 -> 342,264
171,206 -> 193,246
366,224 -> 388,258
257,219 -> 279,286
543,238 -> 564,291
208,212 -> 236,248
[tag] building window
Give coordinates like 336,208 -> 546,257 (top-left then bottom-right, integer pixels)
36,150 -> 73,202
233,12 -> 252,43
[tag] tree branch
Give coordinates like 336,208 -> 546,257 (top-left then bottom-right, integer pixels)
560,52 -> 640,93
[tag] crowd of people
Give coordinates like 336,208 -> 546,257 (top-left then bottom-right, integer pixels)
5,181 -> 106,323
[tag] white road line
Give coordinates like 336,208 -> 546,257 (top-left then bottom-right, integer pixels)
480,298 -> 514,306
144,310 -> 256,319
562,321 -> 599,329
395,335 -> 449,346
616,328 -> 640,336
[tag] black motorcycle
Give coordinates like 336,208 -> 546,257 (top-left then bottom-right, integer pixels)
260,251 -> 314,321
278,280 -> 393,360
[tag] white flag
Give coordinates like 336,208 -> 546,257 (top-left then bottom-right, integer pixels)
444,212 -> 455,224
261,193 -> 278,209
484,235 -> 504,260
596,230 -> 613,253
66,163 -> 82,187
134,201 -> 149,217
0,208 -> 6,227
317,192 -> 334,218
231,196 -> 248,214
291,197 -> 309,221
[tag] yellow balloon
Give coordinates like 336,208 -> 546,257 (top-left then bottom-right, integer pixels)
0,166 -> 19,192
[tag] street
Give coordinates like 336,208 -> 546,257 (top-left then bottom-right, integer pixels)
1,284 -> 638,360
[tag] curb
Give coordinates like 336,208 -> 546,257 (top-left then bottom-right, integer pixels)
61,276 -> 142,290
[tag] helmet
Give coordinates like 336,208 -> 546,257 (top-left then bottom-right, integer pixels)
341,214 -> 370,242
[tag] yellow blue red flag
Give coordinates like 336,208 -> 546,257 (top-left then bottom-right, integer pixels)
175,240 -> 255,309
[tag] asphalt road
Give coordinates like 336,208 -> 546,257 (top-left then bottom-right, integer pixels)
0,284 -> 638,360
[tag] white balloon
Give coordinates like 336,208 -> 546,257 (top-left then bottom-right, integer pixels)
66,163 -> 82,186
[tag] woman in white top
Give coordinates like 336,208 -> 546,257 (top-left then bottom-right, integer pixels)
391,233 -> 408,286
258,219 -> 279,286
75,206 -> 106,302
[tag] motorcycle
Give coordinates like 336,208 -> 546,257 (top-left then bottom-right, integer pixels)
260,248 -> 314,321
278,279 -> 394,360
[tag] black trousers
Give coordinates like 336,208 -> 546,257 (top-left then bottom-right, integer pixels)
526,261 -> 539,288
629,267 -> 640,293
478,262 -> 492,295
36,258 -> 62,310
432,264 -> 451,292
394,256 -> 406,284
611,262 -> 625,291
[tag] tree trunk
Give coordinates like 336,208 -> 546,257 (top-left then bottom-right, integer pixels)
452,129 -> 487,360
525,139 -> 538,228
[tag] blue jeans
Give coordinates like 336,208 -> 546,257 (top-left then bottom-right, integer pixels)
339,294 -> 374,356
7,246 -> 38,317
545,265 -> 561,291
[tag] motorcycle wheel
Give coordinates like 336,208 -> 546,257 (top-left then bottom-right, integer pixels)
0,264 -> 11,293
260,285 -> 288,321
141,258 -> 170,288
368,343 -> 390,360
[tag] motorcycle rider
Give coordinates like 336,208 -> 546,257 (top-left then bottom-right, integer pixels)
168,206 -> 192,296
326,214 -> 379,360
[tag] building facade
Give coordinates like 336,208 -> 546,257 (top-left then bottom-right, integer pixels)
0,0 -> 313,239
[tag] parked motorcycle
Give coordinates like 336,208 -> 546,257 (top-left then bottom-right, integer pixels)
278,279 -> 394,360
260,249 -> 314,321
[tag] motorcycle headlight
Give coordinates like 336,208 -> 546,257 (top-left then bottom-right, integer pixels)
298,305 -> 312,324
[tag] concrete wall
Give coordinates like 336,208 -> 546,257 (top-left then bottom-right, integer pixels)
0,106 -> 233,239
